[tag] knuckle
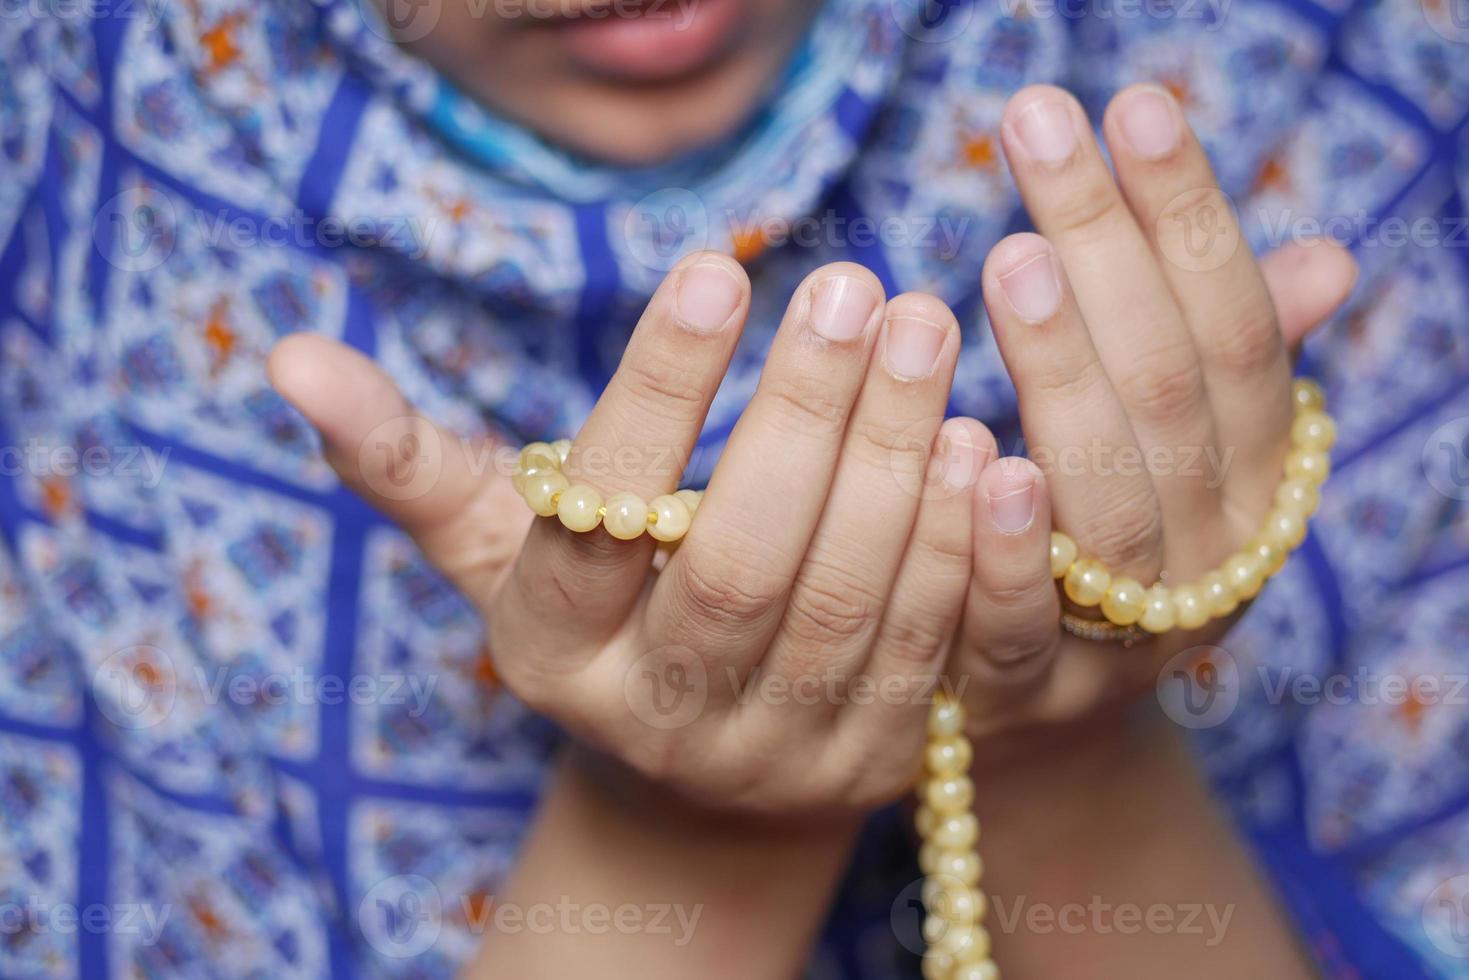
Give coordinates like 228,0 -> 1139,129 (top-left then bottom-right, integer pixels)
667,546 -> 786,633
1051,189 -> 1130,246
763,378 -> 853,438
876,614 -> 952,666
1208,302 -> 1283,378
1074,483 -> 1165,573
612,356 -> 709,419
1030,354 -> 1112,408
1160,185 -> 1232,230
846,415 -> 931,478
1117,345 -> 1206,423
782,563 -> 883,648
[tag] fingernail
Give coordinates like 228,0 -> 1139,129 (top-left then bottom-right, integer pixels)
1010,96 -> 1078,164
934,420 -> 983,490
883,316 -> 947,381
810,275 -> 879,342
675,260 -> 742,333
1117,87 -> 1180,161
997,248 -> 1061,323
988,479 -> 1036,535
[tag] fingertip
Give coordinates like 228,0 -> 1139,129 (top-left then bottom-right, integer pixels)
1261,239 -> 1360,349
934,417 -> 996,492
976,456 -> 1048,537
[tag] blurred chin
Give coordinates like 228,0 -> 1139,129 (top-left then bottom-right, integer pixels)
502,67 -> 777,166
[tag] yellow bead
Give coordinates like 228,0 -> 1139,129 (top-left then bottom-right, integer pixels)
934,850 -> 982,886
1201,570 -> 1238,617
929,698 -> 965,738
918,842 -> 942,876
921,950 -> 956,980
1138,585 -> 1175,633
511,459 -> 556,495
602,491 -> 650,540
556,484 -> 603,533
926,736 -> 973,776
550,438 -> 572,464
1262,506 -> 1307,551
922,874 -> 965,911
925,775 -> 974,815
1285,448 -> 1331,486
1293,378 -> 1325,412
937,923 -> 991,963
522,471 -> 568,517
520,441 -> 554,463
931,885 -> 980,926
1222,551 -> 1266,600
1063,559 -> 1111,607
1247,535 -> 1287,576
1101,576 -> 1147,626
932,814 -> 979,850
1275,478 -> 1319,518
1049,531 -> 1078,579
915,805 -> 937,837
953,962 -> 1000,980
924,912 -> 959,945
1291,411 -> 1336,452
647,494 -> 692,542
1173,583 -> 1210,630
673,488 -> 702,516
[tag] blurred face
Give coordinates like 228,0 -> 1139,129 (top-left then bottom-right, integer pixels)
379,0 -> 823,165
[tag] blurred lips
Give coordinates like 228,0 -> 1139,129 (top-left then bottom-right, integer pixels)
553,0 -> 746,82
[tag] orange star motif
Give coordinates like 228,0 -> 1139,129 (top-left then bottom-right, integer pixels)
960,132 -> 998,171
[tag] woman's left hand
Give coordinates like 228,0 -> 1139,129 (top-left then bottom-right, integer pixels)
945,83 -> 1358,757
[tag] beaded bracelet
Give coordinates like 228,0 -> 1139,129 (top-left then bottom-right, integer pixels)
512,439 -> 704,542
916,694 -> 996,980
1049,378 -> 1334,637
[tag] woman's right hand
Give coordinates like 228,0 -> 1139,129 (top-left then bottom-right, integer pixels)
270,253 -> 990,818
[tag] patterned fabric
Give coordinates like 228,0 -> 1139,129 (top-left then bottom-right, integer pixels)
0,0 -> 1466,977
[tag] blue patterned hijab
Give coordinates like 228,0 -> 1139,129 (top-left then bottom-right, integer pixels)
1,0 -> 1468,977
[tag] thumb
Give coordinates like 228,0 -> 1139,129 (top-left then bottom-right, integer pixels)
267,334 -> 529,599
1258,239 -> 1359,351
